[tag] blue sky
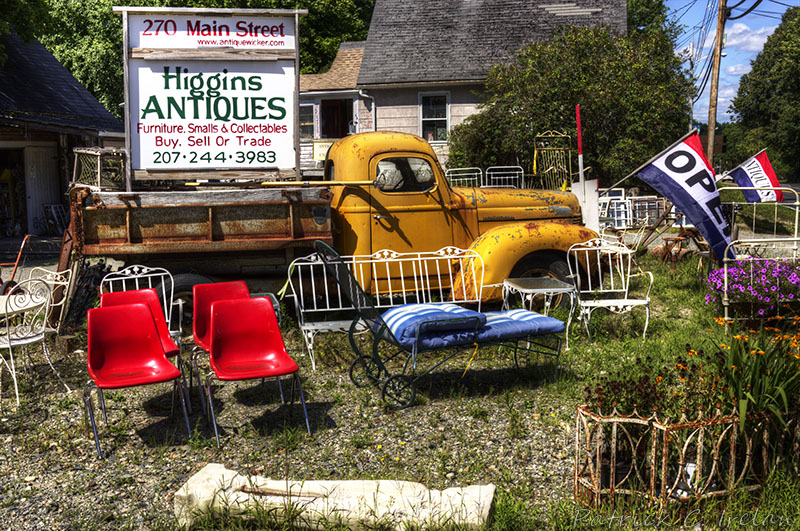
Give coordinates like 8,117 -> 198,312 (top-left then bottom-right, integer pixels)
665,0 -> 798,123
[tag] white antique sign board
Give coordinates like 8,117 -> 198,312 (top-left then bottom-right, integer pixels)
115,7 -> 305,184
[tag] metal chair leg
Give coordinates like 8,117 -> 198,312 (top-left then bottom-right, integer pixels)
294,373 -> 311,435
191,349 -> 207,414
204,374 -> 221,447
176,377 -> 191,437
98,388 -> 108,424
83,381 -> 102,458
176,356 -> 192,414
42,338 -> 71,392
170,380 -> 177,418
276,376 -> 285,404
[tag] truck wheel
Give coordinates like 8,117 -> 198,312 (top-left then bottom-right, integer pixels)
509,253 -> 571,309
159,273 -> 214,338
510,252 -> 570,282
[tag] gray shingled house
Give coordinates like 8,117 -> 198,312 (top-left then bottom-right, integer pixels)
0,32 -> 123,235
300,0 -> 626,170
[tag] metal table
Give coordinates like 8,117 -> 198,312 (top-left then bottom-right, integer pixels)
502,277 -> 576,350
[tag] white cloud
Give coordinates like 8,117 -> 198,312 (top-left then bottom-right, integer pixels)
725,64 -> 751,76
720,86 -> 737,99
693,84 -> 738,122
725,22 -> 777,52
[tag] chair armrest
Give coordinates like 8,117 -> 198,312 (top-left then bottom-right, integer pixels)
629,271 -> 654,298
565,273 -> 581,291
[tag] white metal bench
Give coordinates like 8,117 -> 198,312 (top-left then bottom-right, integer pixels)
288,247 -> 483,369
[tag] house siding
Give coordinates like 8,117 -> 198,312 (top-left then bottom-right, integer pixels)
368,85 -> 482,166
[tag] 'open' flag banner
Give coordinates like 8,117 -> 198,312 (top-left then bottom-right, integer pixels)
729,150 -> 783,203
636,131 -> 734,265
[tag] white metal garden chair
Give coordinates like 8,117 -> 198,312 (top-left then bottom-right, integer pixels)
0,279 -> 62,407
567,238 -> 654,339
27,267 -> 74,335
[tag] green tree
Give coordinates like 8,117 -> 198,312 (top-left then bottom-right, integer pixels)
0,0 -> 49,63
729,7 -> 800,181
447,25 -> 692,186
627,0 -> 669,34
39,0 -> 375,118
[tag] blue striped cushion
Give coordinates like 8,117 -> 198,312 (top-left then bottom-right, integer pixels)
475,310 -> 565,342
381,303 -> 486,342
380,305 -> 562,352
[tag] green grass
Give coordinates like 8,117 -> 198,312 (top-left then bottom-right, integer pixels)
6,254 -> 799,530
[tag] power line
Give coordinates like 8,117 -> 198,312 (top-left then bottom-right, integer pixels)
766,0 -> 794,7
750,11 -> 785,18
728,0 -> 766,19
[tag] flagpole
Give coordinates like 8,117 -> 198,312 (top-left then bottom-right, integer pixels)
576,104 -> 585,202
599,129 -> 698,197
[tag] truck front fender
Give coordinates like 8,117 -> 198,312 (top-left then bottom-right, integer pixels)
468,221 -> 598,301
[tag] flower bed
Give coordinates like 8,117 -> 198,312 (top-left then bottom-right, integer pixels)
576,317 -> 800,507
706,258 -> 800,320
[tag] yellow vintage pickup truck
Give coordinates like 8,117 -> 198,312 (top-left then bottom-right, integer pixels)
325,131 -> 595,299
65,131 -> 595,305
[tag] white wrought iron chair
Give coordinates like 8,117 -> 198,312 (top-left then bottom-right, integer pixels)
27,267 -> 74,336
100,265 -> 181,340
567,238 -> 654,339
0,279 -> 64,407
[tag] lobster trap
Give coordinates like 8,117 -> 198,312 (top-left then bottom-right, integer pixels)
72,147 -> 125,190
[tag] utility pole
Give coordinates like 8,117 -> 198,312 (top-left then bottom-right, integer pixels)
688,42 -> 694,132
707,0 -> 727,167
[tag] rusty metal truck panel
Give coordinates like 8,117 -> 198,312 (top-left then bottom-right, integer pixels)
72,186 -> 333,256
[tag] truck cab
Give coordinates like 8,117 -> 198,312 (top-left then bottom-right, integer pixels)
324,131 -> 597,299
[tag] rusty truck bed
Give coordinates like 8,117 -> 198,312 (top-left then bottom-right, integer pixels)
70,186 -> 333,256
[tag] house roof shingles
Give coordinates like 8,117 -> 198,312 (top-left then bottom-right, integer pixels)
357,0 -> 626,87
0,32 -> 123,133
300,42 -> 364,92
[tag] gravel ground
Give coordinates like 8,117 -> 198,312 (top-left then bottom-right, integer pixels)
0,307 -> 578,530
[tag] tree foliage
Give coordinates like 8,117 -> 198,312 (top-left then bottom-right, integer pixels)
729,7 -> 800,181
38,0 -> 375,118
447,24 -> 692,186
0,0 -> 49,63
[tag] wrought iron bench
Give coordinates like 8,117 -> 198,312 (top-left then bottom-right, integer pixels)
288,246 -> 484,370
312,241 -> 565,409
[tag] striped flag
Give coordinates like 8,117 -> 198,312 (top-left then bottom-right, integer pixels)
635,130 -> 734,264
729,150 -> 783,203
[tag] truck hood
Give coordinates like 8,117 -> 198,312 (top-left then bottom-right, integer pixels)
453,187 -> 581,222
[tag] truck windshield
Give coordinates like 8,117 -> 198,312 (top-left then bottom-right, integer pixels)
375,157 -> 435,193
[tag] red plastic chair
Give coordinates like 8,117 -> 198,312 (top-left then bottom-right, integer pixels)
83,303 -> 191,458
192,281 -> 251,351
100,289 -> 179,357
100,288 -> 191,412
191,281 -> 251,409
204,297 -> 310,446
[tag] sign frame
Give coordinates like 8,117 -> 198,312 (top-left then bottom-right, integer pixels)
114,6 -> 308,190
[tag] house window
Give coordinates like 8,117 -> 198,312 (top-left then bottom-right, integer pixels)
420,94 -> 449,142
299,104 -> 314,140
